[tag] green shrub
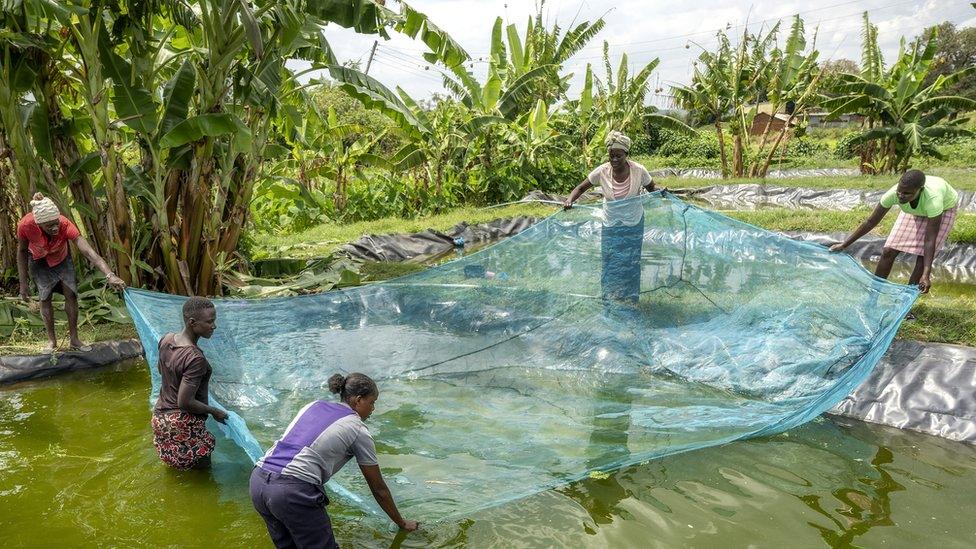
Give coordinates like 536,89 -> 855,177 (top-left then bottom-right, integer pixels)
784,137 -> 831,158
629,133 -> 653,156
250,179 -> 331,234
656,128 -> 721,159
533,156 -> 588,194
834,131 -> 864,159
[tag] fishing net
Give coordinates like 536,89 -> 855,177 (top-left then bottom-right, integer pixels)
124,192 -> 917,521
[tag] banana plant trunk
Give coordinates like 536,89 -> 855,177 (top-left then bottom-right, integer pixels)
732,133 -> 744,178
756,112 -> 800,178
714,122 -> 729,179
179,148 -> 216,295
0,150 -> 19,280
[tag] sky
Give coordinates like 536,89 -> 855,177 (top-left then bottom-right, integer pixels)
294,0 -> 976,106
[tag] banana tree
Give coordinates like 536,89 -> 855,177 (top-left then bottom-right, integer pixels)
587,42 -> 696,159
502,2 -> 605,109
825,16 -> 976,173
672,55 -> 732,177
749,15 -> 824,177
676,24 -> 778,178
497,99 -> 565,176
326,65 -> 470,196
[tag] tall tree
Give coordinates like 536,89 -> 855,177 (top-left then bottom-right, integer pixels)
826,14 -> 976,174
922,22 -> 976,100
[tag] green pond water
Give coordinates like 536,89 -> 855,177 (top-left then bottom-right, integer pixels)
2,360 -> 976,548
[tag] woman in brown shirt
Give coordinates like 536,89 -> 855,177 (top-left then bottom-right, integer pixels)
151,297 -> 229,470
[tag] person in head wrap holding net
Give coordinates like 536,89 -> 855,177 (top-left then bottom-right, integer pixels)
16,193 -> 125,353
563,131 -> 655,304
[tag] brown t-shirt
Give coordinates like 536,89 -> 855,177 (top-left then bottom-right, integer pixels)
153,333 -> 212,418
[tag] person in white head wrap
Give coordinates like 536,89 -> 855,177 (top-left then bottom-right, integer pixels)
562,130 -> 658,305
604,130 -> 632,153
16,192 -> 125,353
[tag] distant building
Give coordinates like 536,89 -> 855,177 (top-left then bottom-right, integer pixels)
750,112 -> 795,136
806,110 -> 865,128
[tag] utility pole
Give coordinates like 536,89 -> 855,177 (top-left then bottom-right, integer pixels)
365,41 -> 378,74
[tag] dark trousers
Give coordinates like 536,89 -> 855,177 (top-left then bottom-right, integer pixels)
600,219 -> 644,304
249,467 -> 338,549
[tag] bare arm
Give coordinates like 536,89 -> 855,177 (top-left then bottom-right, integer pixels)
17,238 -> 30,299
359,464 -> 418,531
833,204 -> 890,251
918,213 -> 943,293
176,376 -> 228,422
75,236 -> 125,289
564,179 -> 594,209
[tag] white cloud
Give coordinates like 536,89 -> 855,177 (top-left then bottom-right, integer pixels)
294,0 -> 976,104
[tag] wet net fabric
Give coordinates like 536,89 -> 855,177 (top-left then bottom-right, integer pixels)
124,192 -> 918,521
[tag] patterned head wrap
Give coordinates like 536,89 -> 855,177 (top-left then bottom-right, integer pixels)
30,193 -> 60,224
605,131 -> 632,152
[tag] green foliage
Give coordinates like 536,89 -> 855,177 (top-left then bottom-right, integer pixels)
0,271 -> 128,339
656,129 -> 721,159
834,131 -> 863,159
310,84 -> 403,156
922,22 -> 976,100
826,14 -> 976,173
225,255 -> 361,298
784,137 -> 830,158
250,178 -> 331,233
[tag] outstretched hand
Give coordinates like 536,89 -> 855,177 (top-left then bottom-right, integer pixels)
829,243 -> 847,253
917,274 -> 931,294
212,409 -> 229,424
106,273 -> 126,291
562,199 -> 573,210
399,520 -> 420,531
20,292 -> 39,312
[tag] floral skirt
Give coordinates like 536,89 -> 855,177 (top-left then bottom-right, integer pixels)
151,410 -> 215,470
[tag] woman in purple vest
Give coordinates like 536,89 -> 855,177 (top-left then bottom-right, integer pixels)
249,373 -> 418,548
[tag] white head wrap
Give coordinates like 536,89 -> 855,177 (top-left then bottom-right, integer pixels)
30,194 -> 60,224
605,131 -> 632,152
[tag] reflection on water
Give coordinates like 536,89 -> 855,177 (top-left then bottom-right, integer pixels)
800,445 -> 903,547
1,362 -> 975,548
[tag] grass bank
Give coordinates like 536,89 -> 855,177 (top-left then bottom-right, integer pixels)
0,322 -> 137,356
902,285 -> 976,348
657,168 -> 976,191
724,209 -> 976,245
659,167 -> 976,191
253,203 -> 555,260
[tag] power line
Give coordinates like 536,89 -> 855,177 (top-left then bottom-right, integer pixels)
368,55 -> 446,85
570,0 -> 922,61
568,4 -> 967,85
379,0 -> 917,58
341,6 -> 970,97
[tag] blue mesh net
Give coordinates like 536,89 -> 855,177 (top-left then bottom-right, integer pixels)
124,192 -> 918,521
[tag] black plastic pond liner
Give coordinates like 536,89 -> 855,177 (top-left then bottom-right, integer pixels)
681,184 -> 976,212
829,340 -> 976,444
340,217 -> 538,262
648,167 -> 861,179
785,232 -> 976,282
0,339 -> 143,384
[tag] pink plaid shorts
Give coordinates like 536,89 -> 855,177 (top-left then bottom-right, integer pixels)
884,206 -> 958,256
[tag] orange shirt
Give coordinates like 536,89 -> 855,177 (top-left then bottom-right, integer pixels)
16,213 -> 80,267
